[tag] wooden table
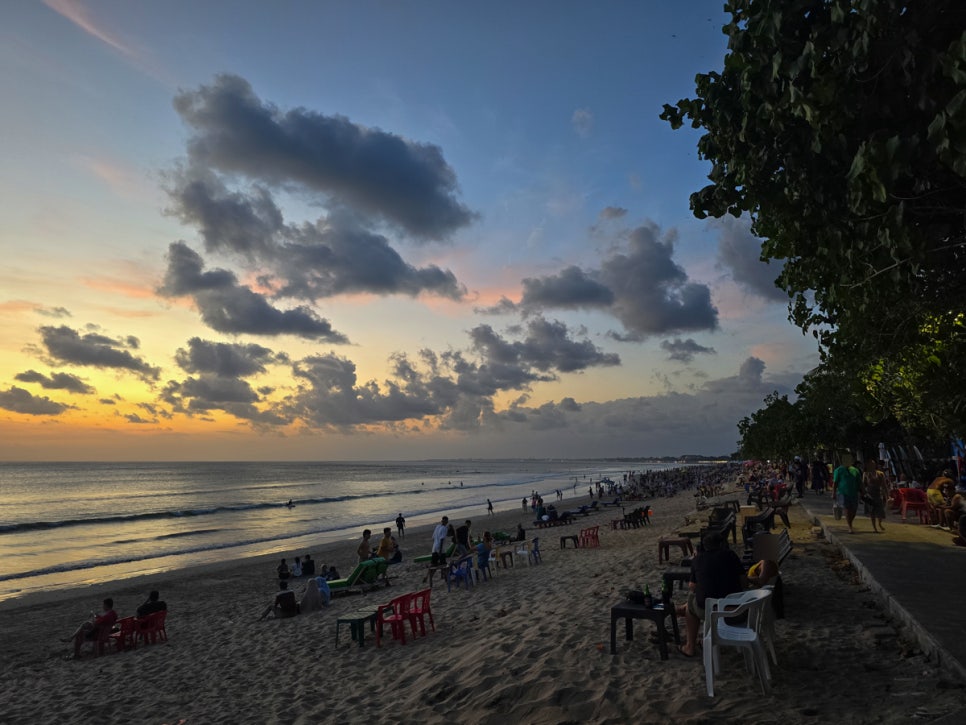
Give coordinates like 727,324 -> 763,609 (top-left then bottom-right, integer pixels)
335,608 -> 378,648
609,599 -> 680,660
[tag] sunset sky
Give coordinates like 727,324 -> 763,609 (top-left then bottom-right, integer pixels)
0,1 -> 818,461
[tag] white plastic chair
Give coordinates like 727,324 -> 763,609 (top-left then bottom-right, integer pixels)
759,584 -> 779,665
702,588 -> 772,697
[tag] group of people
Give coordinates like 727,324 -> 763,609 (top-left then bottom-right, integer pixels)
261,573 -> 334,620
357,527 -> 403,564
65,590 -> 166,658
277,554 -> 339,581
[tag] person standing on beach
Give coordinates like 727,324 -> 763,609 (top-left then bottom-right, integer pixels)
521,497 -> 528,512
395,513 -> 406,538
432,516 -> 449,557
455,520 -> 472,555
487,499 -> 494,515
357,529 -> 373,562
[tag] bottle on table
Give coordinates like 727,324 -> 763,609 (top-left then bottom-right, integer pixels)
643,583 -> 652,608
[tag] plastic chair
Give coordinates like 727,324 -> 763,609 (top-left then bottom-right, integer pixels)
110,616 -> 138,652
476,550 -> 493,581
446,556 -> 475,591
375,593 -> 412,647
702,589 -> 772,697
408,588 -> 435,636
515,539 -> 532,564
135,610 -> 168,646
530,537 -> 542,564
898,488 -> 930,523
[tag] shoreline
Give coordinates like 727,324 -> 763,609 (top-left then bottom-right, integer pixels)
0,496 -> 557,614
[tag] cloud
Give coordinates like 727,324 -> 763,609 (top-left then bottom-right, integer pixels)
14,369 -> 95,394
517,221 -> 718,339
158,242 -> 348,342
471,318 -> 620,375
0,386 -> 71,416
43,0 -> 134,57
660,338 -> 717,363
572,108 -> 594,137
599,206 -> 627,221
172,74 -> 477,241
174,337 -> 286,377
37,325 -> 160,381
169,177 -> 465,301
36,306 -> 72,318
715,217 -> 787,302
520,266 -> 615,309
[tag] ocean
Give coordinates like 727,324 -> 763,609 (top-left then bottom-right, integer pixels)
0,459 -> 682,603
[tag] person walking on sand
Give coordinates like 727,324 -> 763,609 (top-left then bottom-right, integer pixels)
487,499 -> 494,516
395,512 -> 406,538
521,497 -> 528,513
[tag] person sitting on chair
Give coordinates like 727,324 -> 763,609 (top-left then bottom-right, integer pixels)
376,527 -> 395,561
260,580 -> 299,620
746,559 -> 779,587
675,531 -> 746,657
136,590 -> 167,617
66,598 -> 117,658
277,558 -> 290,579
515,523 -> 526,542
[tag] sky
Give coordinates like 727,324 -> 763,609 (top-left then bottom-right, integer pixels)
0,1 -> 818,461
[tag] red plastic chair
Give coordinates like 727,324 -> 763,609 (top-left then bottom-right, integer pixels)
110,616 -> 138,652
375,594 -> 412,647
135,610 -> 168,646
408,588 -> 435,637
898,488 -> 930,523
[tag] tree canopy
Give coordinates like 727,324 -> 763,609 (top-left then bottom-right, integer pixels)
662,0 -> 966,436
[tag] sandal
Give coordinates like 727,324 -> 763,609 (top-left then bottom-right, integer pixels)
677,644 -> 696,658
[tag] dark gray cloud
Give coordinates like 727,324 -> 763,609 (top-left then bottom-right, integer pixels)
161,373 -> 288,425
174,337 -> 285,377
168,177 -> 465,302
0,386 -> 71,415
36,306 -> 71,318
471,318 -> 620,374
520,266 -> 614,309
516,222 -> 718,340
173,74 -> 476,241
158,242 -> 348,342
474,296 -> 519,316
38,325 -> 160,381
715,217 -> 787,302
277,318 -> 617,431
14,369 -> 95,394
289,353 -> 443,428
660,338 -> 717,363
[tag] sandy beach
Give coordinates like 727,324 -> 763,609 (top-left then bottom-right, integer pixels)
3,489 -> 963,724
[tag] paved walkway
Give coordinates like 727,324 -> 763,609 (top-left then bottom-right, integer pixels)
797,493 -> 966,690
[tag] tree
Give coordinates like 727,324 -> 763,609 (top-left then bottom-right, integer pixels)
662,0 -> 966,433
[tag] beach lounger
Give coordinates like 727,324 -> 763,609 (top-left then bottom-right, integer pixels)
328,558 -> 388,595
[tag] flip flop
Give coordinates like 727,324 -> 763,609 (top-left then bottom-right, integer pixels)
677,644 -> 696,658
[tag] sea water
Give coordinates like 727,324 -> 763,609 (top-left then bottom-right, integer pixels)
0,459 -> 679,603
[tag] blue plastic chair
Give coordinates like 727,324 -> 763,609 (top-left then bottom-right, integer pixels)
446,556 -> 475,591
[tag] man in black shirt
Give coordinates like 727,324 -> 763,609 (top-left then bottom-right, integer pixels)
677,531 -> 746,656
136,590 -> 167,617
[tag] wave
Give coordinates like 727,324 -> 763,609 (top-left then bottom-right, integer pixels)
0,490 -> 413,534
0,471 -> 577,535
0,526 -> 337,583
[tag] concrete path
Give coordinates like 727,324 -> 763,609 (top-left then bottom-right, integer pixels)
796,493 -> 966,684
